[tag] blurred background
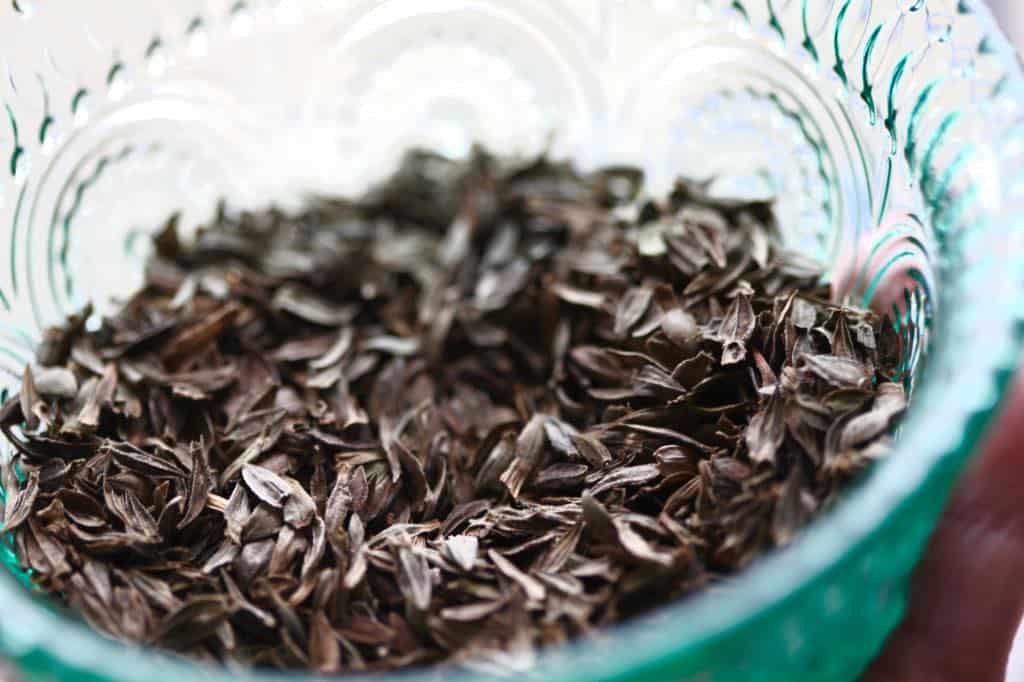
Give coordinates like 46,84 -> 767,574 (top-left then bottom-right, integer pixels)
990,1 -> 1021,43
981,5 -> 1021,681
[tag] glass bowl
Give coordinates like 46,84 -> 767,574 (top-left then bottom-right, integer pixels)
1,1 -> 1022,681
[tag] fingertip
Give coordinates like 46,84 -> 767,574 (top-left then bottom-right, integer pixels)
864,371 -> 1024,682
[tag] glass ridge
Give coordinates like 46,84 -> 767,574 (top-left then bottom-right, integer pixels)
0,2 -> 1021,680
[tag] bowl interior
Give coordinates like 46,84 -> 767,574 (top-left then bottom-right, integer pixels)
1,2 -> 1023,681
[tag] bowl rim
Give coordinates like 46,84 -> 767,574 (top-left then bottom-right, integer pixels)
1,1 -> 1023,680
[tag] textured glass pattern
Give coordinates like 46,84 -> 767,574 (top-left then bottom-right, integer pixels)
0,2 -> 1022,681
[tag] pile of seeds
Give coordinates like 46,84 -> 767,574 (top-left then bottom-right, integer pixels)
0,148 -> 905,673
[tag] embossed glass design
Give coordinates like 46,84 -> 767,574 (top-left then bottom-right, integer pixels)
0,2 -> 1022,681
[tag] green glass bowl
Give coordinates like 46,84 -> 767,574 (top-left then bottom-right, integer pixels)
1,1 -> 1023,680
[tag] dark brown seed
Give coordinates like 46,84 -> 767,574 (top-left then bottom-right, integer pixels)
535,463 -> 589,491
309,610 -> 341,674
440,599 -> 506,622
570,433 -> 613,469
77,364 -> 118,431
838,382 -> 906,449
202,540 -> 240,574
500,414 -> 547,499
588,465 -> 660,497
223,483 -> 250,545
155,595 -> 231,649
337,615 -> 395,646
302,517 -> 327,580
272,285 -> 357,326
397,546 -> 432,613
443,535 -> 478,572
394,440 -> 428,512
661,309 -> 699,350
242,505 -> 283,543
791,298 -> 817,328
745,390 -> 785,465
1,470 -> 38,532
241,465 -> 291,509
0,147 -> 904,675
160,303 -> 241,367
717,293 -> 756,365
535,522 -> 582,573
236,538 -> 274,586
488,550 -> 545,602
105,441 -> 185,478
772,468 -> 810,545
613,287 -> 653,339
178,442 -> 213,530
550,282 -> 607,310
19,365 -> 41,431
798,353 -> 873,388
543,417 -> 578,458
283,478 -> 316,529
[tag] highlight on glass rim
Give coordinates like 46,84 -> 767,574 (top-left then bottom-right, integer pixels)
0,2 -> 1022,682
